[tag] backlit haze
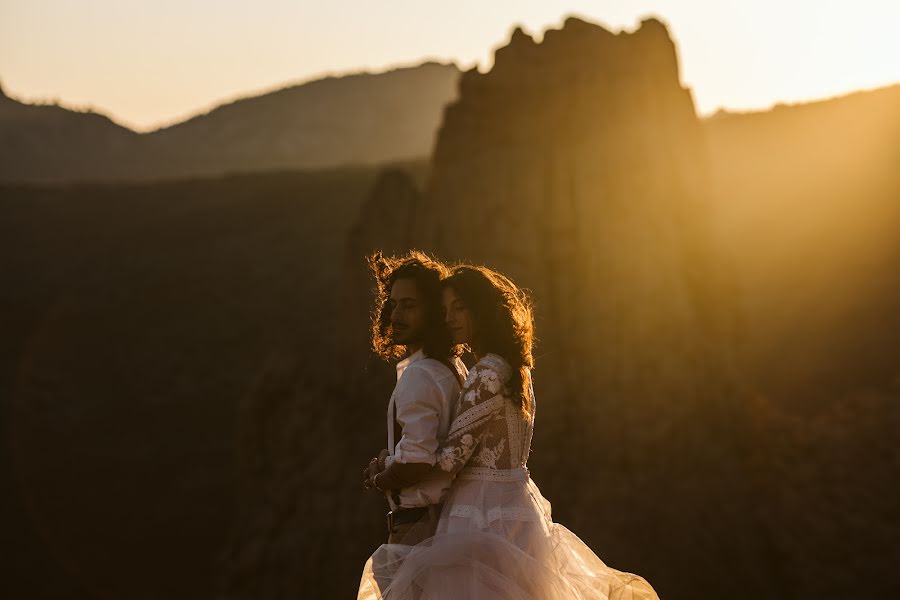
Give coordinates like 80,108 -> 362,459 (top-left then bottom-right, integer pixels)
2,0 -> 899,131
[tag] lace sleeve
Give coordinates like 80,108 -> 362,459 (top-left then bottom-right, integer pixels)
436,364 -> 507,475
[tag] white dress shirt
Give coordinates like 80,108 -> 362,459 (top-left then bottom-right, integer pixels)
385,349 -> 466,509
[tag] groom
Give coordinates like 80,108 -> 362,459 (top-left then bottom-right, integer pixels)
362,251 -> 465,545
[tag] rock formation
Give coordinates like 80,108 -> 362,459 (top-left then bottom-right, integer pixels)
354,17 -> 755,596
419,17 -> 731,399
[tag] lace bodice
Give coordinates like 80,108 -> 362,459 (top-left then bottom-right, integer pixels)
436,353 -> 535,478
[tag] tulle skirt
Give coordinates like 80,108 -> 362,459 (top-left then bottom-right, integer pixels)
358,469 -> 659,600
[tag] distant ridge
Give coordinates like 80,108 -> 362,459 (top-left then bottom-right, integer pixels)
145,60 -> 460,133
3,58 -> 897,185
704,82 -> 900,120
0,62 -> 460,184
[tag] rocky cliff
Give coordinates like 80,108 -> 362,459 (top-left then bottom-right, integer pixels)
354,17 -> 757,597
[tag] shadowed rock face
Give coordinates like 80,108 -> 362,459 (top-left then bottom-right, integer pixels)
356,17 -> 756,597
705,85 -> 900,407
0,166 -> 407,600
419,18 -> 733,409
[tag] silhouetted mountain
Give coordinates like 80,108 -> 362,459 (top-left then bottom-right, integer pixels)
0,82 -> 139,183
3,17 -> 900,600
137,62 -> 460,180
706,84 -> 900,409
703,87 -> 900,599
0,62 -> 459,184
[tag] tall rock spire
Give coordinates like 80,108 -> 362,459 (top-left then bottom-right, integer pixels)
353,17 -> 757,594
416,17 -> 732,411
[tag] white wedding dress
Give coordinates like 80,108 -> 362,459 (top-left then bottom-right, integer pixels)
358,354 -> 659,600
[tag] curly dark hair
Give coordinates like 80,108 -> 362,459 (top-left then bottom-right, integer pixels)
368,250 -> 459,368
442,265 -> 536,416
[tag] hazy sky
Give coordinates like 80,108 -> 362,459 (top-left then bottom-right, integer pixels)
2,1 -> 899,132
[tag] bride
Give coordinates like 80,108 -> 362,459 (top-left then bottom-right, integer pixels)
358,264 -> 660,600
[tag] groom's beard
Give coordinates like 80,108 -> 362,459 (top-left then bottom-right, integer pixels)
390,324 -> 423,347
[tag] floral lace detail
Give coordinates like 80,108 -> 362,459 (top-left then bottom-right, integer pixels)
435,354 -> 537,479
445,395 -> 505,439
473,437 -> 506,468
477,368 -> 502,394
436,362 -> 509,474
460,359 -> 503,406
477,353 -> 512,383
437,433 -> 474,471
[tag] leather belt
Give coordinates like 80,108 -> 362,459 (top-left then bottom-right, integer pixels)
386,504 -> 439,533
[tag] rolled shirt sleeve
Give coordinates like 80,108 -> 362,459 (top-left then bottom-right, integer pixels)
392,364 -> 444,465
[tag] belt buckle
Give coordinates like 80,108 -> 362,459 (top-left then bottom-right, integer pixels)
386,510 -> 395,534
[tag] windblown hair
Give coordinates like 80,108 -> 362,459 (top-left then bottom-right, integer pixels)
442,265 -> 536,416
368,250 -> 459,367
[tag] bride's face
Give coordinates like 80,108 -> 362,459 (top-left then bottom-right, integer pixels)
442,286 -> 474,346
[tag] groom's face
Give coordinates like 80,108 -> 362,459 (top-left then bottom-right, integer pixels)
388,278 -> 426,347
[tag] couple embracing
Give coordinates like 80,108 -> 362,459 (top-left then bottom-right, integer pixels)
358,251 -> 659,600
